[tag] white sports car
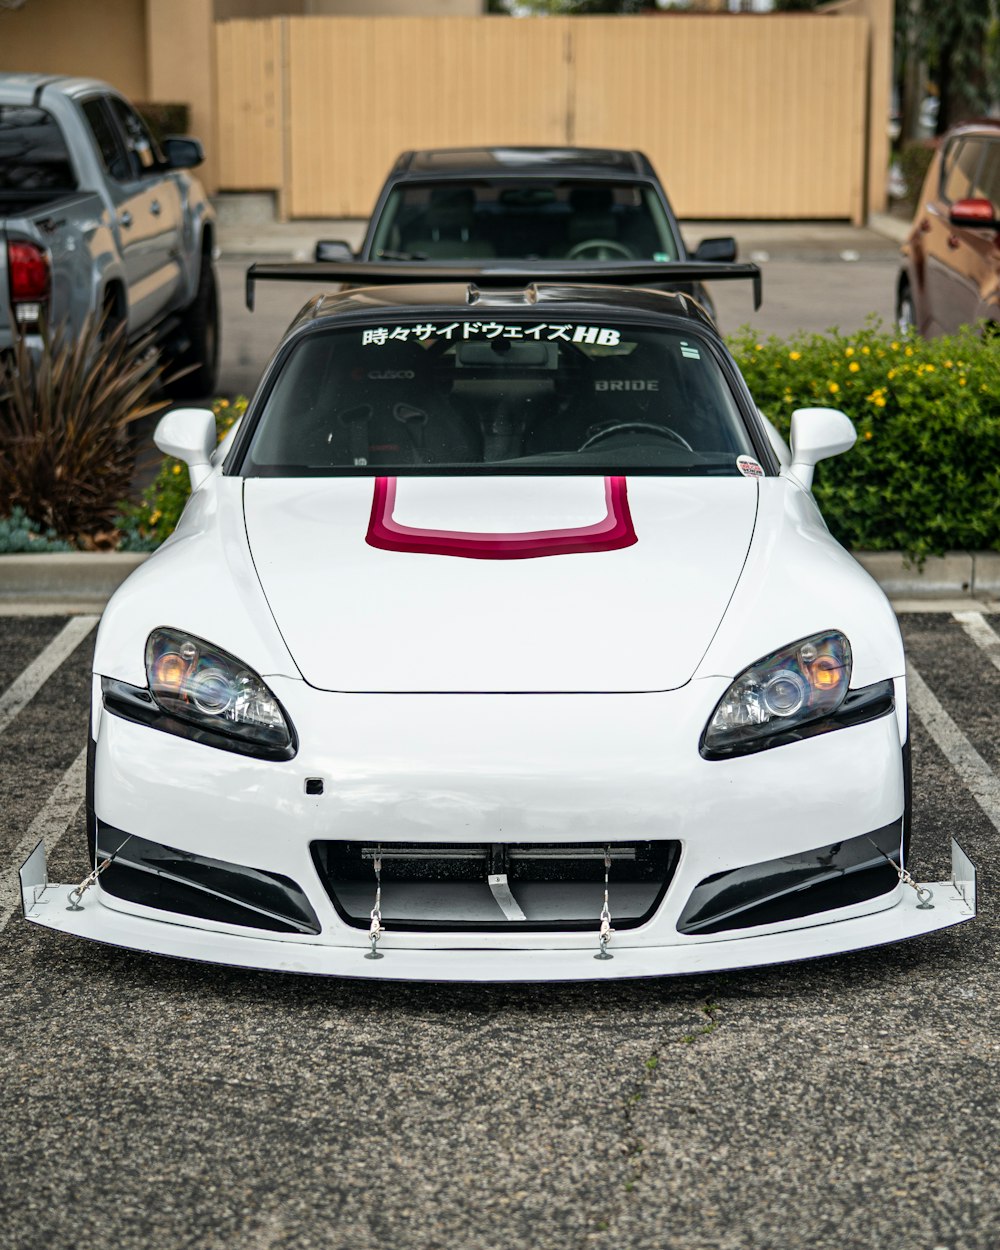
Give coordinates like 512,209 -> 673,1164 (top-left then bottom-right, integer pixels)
21,261 -> 975,980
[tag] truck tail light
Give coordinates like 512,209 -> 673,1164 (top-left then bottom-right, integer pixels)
7,240 -> 51,330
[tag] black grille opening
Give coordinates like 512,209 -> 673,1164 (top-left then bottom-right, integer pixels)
311,840 -> 680,932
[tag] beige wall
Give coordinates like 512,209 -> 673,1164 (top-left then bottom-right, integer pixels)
822,0 -> 894,216
0,0 -> 148,100
146,0 -> 219,192
571,15 -> 867,220
219,13 -> 871,221
216,16 -> 285,194
284,15 -> 569,216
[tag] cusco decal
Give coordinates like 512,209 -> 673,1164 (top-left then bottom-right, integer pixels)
366,476 -> 637,560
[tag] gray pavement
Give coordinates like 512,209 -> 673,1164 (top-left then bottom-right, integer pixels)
0,607 -> 998,1249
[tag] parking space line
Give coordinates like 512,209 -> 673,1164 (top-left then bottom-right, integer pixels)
954,610 -> 1000,676
907,660 -> 1000,836
0,615 -> 98,738
0,746 -> 87,933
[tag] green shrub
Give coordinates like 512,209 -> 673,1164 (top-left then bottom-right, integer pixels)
0,507 -> 72,553
116,398 -> 247,551
0,316 -> 164,547
730,322 -> 1000,561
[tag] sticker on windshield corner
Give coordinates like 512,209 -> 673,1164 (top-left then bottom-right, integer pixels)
736,455 -> 764,479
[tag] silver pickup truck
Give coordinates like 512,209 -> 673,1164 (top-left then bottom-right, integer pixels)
0,73 -> 217,397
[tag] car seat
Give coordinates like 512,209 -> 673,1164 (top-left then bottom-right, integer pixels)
404,187 -> 495,259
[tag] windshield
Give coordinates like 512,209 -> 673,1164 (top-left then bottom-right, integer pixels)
368,180 -> 679,262
240,317 -> 758,477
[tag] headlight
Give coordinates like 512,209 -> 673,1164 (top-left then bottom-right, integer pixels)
701,630 -> 852,759
145,628 -> 294,752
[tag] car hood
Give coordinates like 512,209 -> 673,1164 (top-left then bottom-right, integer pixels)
243,475 -> 758,693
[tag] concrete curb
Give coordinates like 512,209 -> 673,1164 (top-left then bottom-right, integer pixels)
0,553 -> 148,603
2,550 -> 998,608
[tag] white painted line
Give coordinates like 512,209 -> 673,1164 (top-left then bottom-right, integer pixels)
907,661 -> 1000,836
0,745 -> 87,932
954,610 -> 1000,677
0,615 -> 97,738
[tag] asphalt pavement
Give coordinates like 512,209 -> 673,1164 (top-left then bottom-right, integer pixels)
1,606 -> 998,1250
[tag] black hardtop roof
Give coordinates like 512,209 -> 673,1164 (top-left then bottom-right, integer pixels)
390,146 -> 655,181
285,280 -> 718,336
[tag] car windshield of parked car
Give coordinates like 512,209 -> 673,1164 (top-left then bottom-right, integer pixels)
241,318 -> 758,476
368,181 -> 680,262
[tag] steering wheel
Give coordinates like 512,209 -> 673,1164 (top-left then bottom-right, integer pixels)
566,238 -> 635,261
578,422 -> 694,453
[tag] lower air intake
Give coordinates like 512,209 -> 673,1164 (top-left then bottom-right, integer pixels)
311,840 -> 679,932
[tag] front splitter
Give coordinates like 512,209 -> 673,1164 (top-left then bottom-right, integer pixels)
19,839 -> 976,983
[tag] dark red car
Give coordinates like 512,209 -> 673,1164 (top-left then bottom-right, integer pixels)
897,121 -> 1000,336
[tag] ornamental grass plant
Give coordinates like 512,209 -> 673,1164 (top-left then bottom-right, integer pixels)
0,316 -> 163,548
730,322 -> 1000,562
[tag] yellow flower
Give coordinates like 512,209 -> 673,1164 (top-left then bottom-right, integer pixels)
849,361 -> 860,372
890,342 -> 899,351
172,463 -> 182,476
789,351 -> 801,361
755,343 -> 764,351
861,346 -> 870,355
887,368 -> 896,380
149,510 -> 162,525
924,363 -> 935,372
904,346 -> 914,356
845,347 -> 854,357
960,377 -> 967,386
864,430 -> 873,439
944,360 -> 953,369
828,382 -> 840,394
875,397 -> 886,408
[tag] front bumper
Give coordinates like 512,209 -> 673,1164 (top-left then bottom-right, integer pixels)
19,676 -> 975,981
20,837 -> 976,981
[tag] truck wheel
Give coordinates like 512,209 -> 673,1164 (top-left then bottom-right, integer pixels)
164,254 -> 219,399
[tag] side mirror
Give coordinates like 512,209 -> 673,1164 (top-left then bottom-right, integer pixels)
154,407 -> 216,490
948,197 -> 1000,230
788,406 -> 856,491
315,239 -> 355,263
161,136 -> 205,170
692,236 -> 738,263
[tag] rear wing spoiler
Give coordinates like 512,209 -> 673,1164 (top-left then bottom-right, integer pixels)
244,259 -> 762,312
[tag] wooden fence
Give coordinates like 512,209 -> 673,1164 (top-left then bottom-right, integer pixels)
215,14 -> 870,222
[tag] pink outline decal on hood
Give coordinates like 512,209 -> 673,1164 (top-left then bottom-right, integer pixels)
366,476 -> 637,559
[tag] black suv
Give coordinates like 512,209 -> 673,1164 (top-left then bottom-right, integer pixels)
318,146 -> 737,319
